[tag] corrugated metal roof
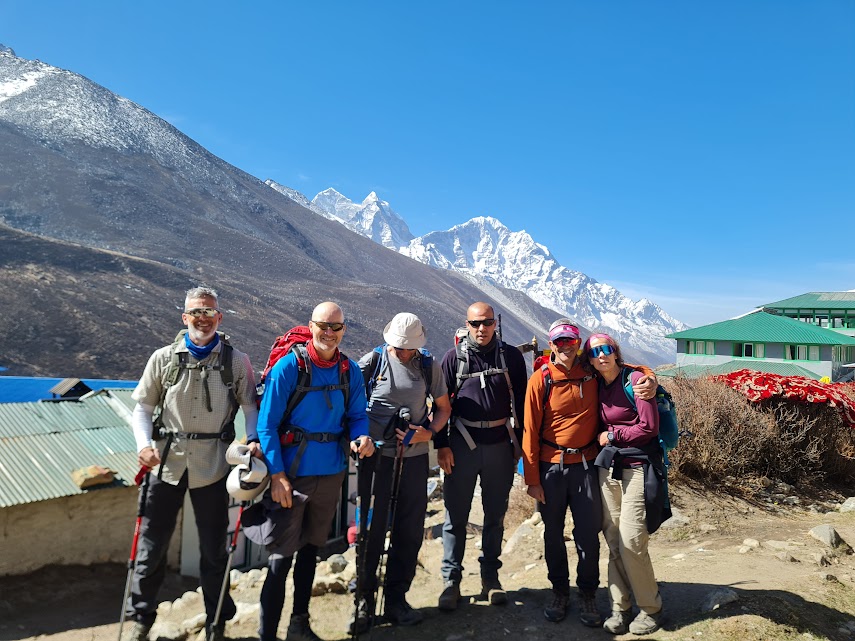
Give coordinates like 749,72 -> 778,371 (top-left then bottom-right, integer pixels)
762,292 -> 855,310
657,360 -> 821,380
666,311 -> 855,345
0,394 -> 138,507
0,395 -> 130,437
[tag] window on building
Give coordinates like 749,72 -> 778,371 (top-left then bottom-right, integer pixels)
733,343 -> 764,358
785,345 -> 819,361
688,340 -> 715,355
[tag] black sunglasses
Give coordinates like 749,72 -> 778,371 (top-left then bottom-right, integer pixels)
312,320 -> 346,332
467,319 -> 496,328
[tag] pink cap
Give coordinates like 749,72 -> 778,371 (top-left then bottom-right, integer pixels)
548,323 -> 580,342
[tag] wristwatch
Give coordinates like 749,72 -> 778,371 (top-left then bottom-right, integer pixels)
606,431 -> 616,445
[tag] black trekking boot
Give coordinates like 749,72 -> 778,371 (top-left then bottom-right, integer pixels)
543,590 -> 569,623
347,595 -> 374,635
384,598 -> 424,626
285,613 -> 323,641
578,589 -> 603,627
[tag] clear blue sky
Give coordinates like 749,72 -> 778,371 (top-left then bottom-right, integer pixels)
4,1 -> 854,327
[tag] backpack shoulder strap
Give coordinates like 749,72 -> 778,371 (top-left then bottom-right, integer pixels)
419,348 -> 434,397
365,345 -> 386,402
453,341 -> 469,398
621,366 -> 637,410
540,363 -> 553,413
281,344 -> 312,426
337,350 -> 351,410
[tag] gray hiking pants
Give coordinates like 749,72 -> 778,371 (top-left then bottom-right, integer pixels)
441,438 -> 515,583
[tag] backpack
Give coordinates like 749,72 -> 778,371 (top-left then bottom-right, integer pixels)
153,329 -> 237,441
621,366 -> 679,452
539,363 -> 594,413
256,326 -> 351,433
364,344 -> 434,403
451,321 -> 522,456
451,330 -> 512,399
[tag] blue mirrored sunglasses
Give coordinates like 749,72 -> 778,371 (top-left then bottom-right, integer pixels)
588,344 -> 615,358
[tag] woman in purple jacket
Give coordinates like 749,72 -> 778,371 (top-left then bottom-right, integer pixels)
585,333 -> 664,636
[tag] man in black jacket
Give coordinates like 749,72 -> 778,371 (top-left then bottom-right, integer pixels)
435,302 -> 528,611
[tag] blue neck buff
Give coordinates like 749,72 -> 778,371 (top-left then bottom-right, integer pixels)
185,331 -> 220,360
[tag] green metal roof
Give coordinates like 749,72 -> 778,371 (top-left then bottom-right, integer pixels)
0,388 -> 252,508
657,360 -> 822,380
0,394 -> 138,507
762,292 -> 855,311
665,311 -> 855,345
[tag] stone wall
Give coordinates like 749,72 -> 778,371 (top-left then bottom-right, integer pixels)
0,487 -> 182,576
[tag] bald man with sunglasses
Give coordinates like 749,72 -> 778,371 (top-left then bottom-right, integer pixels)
435,302 -> 528,611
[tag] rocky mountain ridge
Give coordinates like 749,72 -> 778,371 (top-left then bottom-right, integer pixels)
0,45 -> 590,376
286,188 -> 686,363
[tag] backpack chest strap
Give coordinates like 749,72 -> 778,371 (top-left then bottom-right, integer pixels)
279,427 -> 348,477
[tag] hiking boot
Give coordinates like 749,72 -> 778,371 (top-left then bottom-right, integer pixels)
628,609 -> 664,635
543,590 -> 569,623
384,598 -> 424,626
603,609 -> 632,635
438,580 -> 461,611
121,621 -> 152,641
347,596 -> 374,635
578,590 -> 603,627
481,577 -> 507,606
285,613 -> 323,641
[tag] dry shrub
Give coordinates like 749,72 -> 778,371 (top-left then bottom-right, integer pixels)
664,376 -> 855,488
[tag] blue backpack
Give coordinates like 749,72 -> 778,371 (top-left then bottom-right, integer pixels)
621,367 -> 679,452
364,345 -> 434,402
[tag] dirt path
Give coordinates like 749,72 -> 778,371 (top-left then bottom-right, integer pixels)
2,482 -> 854,641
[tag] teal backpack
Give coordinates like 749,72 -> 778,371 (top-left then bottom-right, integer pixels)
621,367 -> 679,452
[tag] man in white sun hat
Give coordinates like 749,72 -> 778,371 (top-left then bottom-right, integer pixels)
348,313 -> 452,634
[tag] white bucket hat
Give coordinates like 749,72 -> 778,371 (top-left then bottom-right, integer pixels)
226,457 -> 270,502
383,312 -> 427,349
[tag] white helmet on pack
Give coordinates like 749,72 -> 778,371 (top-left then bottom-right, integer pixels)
226,457 -> 270,502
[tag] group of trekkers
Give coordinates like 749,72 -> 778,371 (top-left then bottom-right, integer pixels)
121,286 -> 668,641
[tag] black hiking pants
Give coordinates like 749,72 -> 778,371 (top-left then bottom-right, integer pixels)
356,450 -> 429,605
539,460 -> 602,594
125,472 -> 235,627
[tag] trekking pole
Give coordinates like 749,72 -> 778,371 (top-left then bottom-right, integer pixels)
117,467 -> 151,641
376,407 -> 410,623
211,500 -> 247,636
352,438 -> 383,640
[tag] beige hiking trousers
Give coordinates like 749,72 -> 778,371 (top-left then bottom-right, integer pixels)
600,466 -> 663,615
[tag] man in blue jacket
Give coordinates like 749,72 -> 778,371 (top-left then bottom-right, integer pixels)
252,302 -> 374,641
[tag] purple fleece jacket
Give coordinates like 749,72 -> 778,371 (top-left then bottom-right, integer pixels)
598,369 -> 659,447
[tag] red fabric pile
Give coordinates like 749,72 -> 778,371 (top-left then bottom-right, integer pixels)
711,369 -> 855,427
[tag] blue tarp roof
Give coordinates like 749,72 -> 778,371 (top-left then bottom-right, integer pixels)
0,377 -> 138,403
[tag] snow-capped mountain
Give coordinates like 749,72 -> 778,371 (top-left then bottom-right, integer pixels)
311,193 -> 687,364
311,188 -> 415,249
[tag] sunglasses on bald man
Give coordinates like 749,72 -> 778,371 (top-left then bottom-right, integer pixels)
312,320 -> 346,332
467,319 -> 496,327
